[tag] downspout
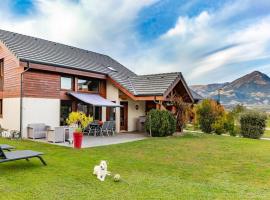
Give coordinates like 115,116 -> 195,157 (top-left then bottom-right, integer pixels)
20,62 -> 30,138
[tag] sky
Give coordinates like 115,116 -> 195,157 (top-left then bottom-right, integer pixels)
0,0 -> 270,85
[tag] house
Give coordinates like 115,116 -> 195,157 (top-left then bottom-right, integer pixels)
0,29 -> 194,138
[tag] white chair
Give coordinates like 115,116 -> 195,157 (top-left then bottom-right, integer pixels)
65,127 -> 75,144
47,127 -> 65,143
27,123 -> 50,139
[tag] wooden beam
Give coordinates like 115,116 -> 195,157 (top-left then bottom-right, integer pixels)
107,76 -> 137,100
20,61 -> 106,79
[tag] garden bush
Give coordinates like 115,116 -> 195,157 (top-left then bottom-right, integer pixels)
212,116 -> 226,135
240,111 -> 267,139
196,99 -> 225,133
224,112 -> 236,136
145,109 -> 176,137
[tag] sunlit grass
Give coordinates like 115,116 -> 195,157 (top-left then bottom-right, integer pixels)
1,134 -> 270,199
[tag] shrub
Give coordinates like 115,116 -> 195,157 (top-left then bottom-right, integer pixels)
196,99 -> 225,133
240,111 -> 267,139
212,116 -> 226,135
224,112 -> 236,136
169,96 -> 191,132
145,109 -> 176,137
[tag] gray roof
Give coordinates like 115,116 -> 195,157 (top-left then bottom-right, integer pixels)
0,29 -> 192,99
0,29 -> 136,93
130,72 -> 181,96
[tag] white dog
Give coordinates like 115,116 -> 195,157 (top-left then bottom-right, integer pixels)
93,160 -> 110,181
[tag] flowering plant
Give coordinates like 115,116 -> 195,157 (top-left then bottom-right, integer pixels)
66,112 -> 93,133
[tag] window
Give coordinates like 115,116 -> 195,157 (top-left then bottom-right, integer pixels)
0,59 -> 3,90
77,102 -> 101,120
61,77 -> 72,90
60,100 -> 72,126
78,78 -> 99,92
107,66 -> 117,72
0,99 -> 3,117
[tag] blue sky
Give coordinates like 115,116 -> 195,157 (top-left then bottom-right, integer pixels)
1,0 -> 270,85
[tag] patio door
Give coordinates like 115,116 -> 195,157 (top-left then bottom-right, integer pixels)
120,101 -> 128,131
60,100 -> 72,126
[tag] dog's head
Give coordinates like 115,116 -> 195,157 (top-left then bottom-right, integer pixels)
99,160 -> 107,170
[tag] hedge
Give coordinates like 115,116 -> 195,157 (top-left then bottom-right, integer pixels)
145,109 -> 176,137
240,111 -> 267,139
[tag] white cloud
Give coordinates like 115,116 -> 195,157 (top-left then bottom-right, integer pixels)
164,11 -> 211,38
0,0 -> 269,85
0,0 -> 156,53
189,17 -> 270,79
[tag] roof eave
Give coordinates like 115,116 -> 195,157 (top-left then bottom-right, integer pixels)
19,58 -> 108,76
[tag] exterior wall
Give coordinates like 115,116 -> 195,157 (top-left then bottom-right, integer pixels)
0,43 -> 22,98
23,71 -> 60,98
107,80 -> 146,132
126,100 -> 145,132
0,98 -> 20,131
106,81 -> 120,132
22,98 -> 60,138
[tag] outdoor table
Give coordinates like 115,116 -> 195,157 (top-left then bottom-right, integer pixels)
89,123 -> 101,136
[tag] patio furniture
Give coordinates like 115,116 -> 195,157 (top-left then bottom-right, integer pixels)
0,147 -> 47,166
46,127 -> 65,143
65,127 -> 75,144
0,144 -> 15,151
85,121 -> 101,136
27,123 -> 50,139
108,121 -> 116,136
99,121 -> 116,136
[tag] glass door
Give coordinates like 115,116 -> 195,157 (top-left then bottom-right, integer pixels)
60,100 -> 72,126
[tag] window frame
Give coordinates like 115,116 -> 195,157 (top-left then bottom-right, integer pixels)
77,77 -> 100,93
0,99 -> 3,118
60,76 -> 73,91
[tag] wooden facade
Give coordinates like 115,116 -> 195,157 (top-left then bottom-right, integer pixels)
23,70 -> 61,99
0,43 -> 22,98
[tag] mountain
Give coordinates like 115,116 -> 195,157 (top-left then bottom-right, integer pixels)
191,71 -> 270,106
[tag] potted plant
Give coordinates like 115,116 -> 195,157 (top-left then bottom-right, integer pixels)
66,112 -> 93,149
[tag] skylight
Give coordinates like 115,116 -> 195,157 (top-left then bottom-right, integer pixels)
107,66 -> 117,72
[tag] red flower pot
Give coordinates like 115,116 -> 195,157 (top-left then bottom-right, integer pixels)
73,132 -> 83,149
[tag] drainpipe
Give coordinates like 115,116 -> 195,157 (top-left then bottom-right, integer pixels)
20,62 -> 31,138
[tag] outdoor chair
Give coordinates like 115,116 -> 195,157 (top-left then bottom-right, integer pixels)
0,147 -> 47,166
0,144 -> 15,151
27,123 -> 50,139
65,127 -> 75,144
99,121 -> 116,136
107,121 -> 116,136
85,121 -> 101,136
47,127 -> 65,143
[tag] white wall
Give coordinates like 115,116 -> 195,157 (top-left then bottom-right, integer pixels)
126,100 -> 145,132
22,98 -> 60,138
106,81 -> 120,132
0,98 -> 20,132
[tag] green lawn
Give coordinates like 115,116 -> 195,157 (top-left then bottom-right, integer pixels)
1,134 -> 270,199
264,129 -> 270,138
263,118 -> 270,138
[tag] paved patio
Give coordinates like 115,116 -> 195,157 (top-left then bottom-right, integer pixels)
33,133 -> 147,148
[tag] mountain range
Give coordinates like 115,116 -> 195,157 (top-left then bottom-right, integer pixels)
190,71 -> 270,106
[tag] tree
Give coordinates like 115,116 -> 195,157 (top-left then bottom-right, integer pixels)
169,95 -> 191,132
196,99 -> 225,133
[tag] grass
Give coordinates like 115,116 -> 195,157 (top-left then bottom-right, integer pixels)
264,129 -> 270,138
267,118 -> 270,128
263,118 -> 270,138
1,134 -> 270,199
